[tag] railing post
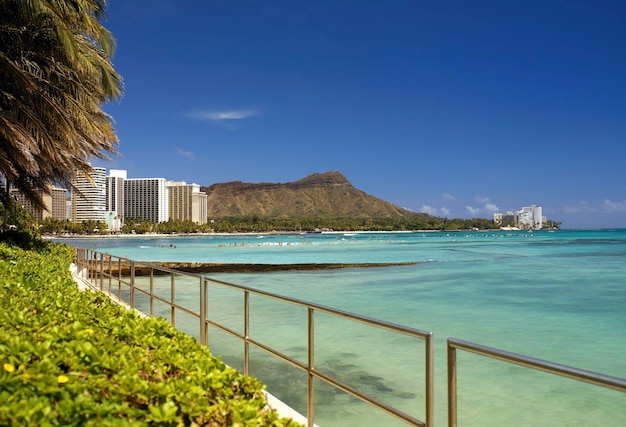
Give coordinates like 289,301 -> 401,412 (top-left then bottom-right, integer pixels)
107,255 -> 112,294
117,257 -> 122,285
130,260 -> 135,306
307,307 -> 315,427
89,251 -> 93,281
199,276 -> 206,346
447,341 -> 457,427
205,279 -> 209,344
118,258 -> 123,298
170,272 -> 175,327
99,254 -> 104,290
244,290 -> 250,376
426,332 -> 434,427
149,269 -> 154,316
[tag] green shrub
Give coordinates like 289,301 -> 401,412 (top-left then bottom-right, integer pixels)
0,242 -> 301,426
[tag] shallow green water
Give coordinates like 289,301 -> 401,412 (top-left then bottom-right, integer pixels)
58,230 -> 626,426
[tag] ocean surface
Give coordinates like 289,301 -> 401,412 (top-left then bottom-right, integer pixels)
55,230 -> 626,426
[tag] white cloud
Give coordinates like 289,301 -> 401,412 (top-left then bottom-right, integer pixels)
563,201 -> 592,213
484,203 -> 499,213
442,193 -> 455,201
562,199 -> 626,214
603,199 -> 626,212
176,148 -> 194,160
466,206 -> 481,216
465,198 -> 498,216
188,109 -> 260,121
440,207 -> 450,216
420,205 -> 438,216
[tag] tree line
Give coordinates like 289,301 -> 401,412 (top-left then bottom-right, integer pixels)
2,200 -> 560,238
32,214 -> 504,235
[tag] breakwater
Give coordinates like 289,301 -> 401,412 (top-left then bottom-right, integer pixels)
105,261 -> 418,275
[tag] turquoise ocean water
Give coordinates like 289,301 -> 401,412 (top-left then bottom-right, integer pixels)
56,230 -> 626,426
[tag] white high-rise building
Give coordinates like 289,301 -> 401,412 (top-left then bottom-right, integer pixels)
106,169 -> 126,231
517,205 -> 543,230
71,166 -> 106,222
166,181 -> 208,225
124,178 -> 168,223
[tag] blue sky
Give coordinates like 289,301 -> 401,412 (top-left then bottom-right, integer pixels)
98,1 -> 626,229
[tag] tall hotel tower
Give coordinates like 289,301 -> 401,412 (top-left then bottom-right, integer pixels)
166,181 -> 208,225
71,166 -> 107,222
9,186 -> 67,221
106,169 -> 126,231
50,187 -> 68,220
124,178 -> 168,223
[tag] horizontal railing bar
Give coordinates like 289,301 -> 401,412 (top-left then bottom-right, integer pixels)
93,256 -> 204,281
136,262 -> 206,279
98,258 -> 429,341
207,319 -> 425,425
130,287 -> 200,319
204,277 -> 431,340
313,368 -> 425,427
95,276 -> 201,320
246,337 -> 426,427
205,319 -> 244,341
204,320 -> 311,373
78,249 -> 433,426
449,338 -> 626,393
246,337 -> 309,372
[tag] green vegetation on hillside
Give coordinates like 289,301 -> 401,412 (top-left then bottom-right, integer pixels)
0,240 -> 300,426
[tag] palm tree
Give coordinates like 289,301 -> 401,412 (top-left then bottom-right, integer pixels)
0,0 -> 122,227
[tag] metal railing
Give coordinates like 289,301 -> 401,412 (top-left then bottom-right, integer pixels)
75,248 -> 626,427
447,338 -> 626,427
74,248 -> 434,427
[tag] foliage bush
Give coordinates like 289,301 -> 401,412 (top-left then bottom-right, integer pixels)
0,242 -> 301,426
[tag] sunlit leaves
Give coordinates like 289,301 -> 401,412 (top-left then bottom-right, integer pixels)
0,0 -> 123,212
0,242 -> 301,426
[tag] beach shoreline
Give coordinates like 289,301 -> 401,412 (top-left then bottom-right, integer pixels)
47,229 -> 455,239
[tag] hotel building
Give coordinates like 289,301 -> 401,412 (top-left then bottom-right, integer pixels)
10,188 -> 50,222
124,178 -> 168,223
166,181 -> 208,225
71,166 -> 107,222
106,169 -> 126,231
518,205 -> 543,230
50,187 -> 68,220
494,205 -> 544,230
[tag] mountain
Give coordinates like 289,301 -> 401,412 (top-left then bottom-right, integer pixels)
200,171 -> 416,218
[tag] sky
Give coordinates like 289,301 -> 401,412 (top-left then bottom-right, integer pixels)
97,0 -> 626,229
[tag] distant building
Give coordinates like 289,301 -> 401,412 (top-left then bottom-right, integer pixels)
495,205 -> 543,229
124,178 -> 168,223
166,181 -> 208,224
10,188 -> 51,222
106,169 -> 126,231
50,187 -> 68,220
71,166 -> 107,223
493,211 -> 515,226
3,174 -> 68,222
518,205 -> 543,230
